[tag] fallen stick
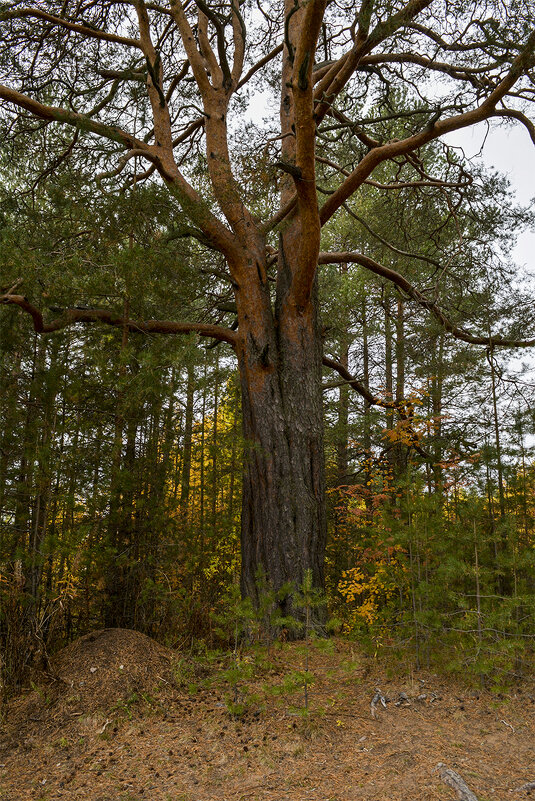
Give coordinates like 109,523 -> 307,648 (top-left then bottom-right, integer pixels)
436,763 -> 480,801
514,781 -> 535,792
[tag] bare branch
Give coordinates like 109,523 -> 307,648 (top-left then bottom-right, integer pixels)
316,154 -> 471,192
436,764 -> 479,801
0,292 -> 237,346
165,60 -> 190,102
318,251 -> 535,349
0,7 -> 142,48
492,108 -> 535,145
96,148 -> 149,182
237,44 -> 283,90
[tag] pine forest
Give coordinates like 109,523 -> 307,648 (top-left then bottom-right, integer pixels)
0,2 -> 535,799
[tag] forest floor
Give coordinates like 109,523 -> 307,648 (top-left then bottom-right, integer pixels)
0,628 -> 534,801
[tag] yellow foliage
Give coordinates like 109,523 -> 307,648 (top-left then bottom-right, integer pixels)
337,547 -> 407,630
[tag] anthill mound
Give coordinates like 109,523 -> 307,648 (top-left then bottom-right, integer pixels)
6,628 -> 177,734
51,628 -> 175,707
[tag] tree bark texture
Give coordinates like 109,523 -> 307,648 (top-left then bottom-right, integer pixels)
236,250 -> 326,617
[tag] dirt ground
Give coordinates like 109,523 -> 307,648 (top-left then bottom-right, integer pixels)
1,629 -> 534,801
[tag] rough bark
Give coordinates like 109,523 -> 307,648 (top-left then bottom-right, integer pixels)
236,251 -> 326,620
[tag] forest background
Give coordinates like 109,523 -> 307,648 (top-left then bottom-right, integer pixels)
1,0 -> 535,701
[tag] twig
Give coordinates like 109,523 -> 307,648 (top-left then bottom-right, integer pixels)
1,278 -> 23,295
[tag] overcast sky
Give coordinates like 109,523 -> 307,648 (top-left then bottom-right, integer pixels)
446,122 -> 535,273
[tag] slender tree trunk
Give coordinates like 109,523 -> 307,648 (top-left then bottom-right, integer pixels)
333,285 -> 350,571
488,348 -> 510,595
393,297 -> 407,474
489,349 -> 506,518
104,298 -> 132,627
336,345 -> 349,487
395,298 -> 405,407
180,363 -> 195,507
27,336 -> 55,602
431,333 -> 444,499
12,335 -> 40,558
211,352 -> 219,538
0,346 -> 22,522
384,291 -> 394,434
336,263 -> 349,490
517,415 -> 530,543
199,359 -> 207,576
362,296 -> 371,459
361,297 -> 374,523
228,390 -> 238,546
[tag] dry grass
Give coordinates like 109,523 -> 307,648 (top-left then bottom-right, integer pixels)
0,631 -> 534,801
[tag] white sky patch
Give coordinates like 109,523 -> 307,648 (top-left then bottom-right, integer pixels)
445,122 -> 535,272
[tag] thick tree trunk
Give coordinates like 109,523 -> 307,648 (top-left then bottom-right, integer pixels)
235,253 -> 326,622
234,0 -> 328,621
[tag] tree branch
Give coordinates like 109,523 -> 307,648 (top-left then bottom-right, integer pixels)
318,251 -> 535,349
313,0 -> 434,126
230,0 -> 246,87
436,764 -> 480,801
237,44 -> 283,90
0,7 -> 142,48
169,0 -> 257,244
135,0 -> 174,148
341,202 -> 443,270
492,108 -> 535,145
322,354 -> 430,459
0,83 -> 239,260
0,293 -> 237,346
319,29 -> 535,225
194,0 -> 232,90
0,85 -> 146,149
